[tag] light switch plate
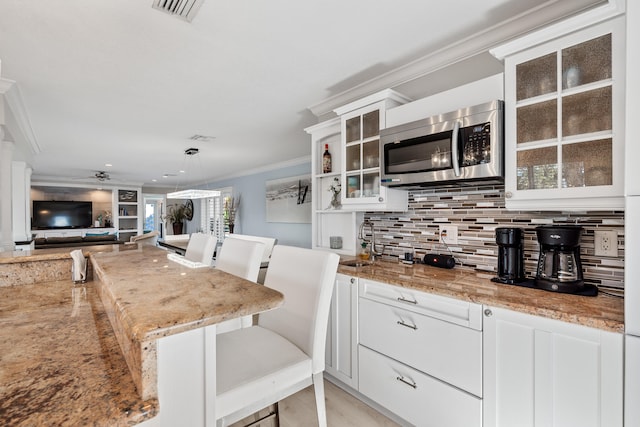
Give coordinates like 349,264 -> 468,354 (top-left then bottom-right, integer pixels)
594,229 -> 618,257
439,225 -> 458,245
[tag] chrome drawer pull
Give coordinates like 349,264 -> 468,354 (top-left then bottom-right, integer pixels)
397,320 -> 417,330
396,375 -> 417,389
397,296 -> 417,305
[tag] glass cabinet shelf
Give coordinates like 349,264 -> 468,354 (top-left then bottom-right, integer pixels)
499,14 -> 624,210
342,109 -> 382,201
513,31 -> 615,192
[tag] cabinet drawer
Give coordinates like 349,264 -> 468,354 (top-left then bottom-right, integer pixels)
359,297 -> 482,397
359,279 -> 482,330
359,345 -> 481,427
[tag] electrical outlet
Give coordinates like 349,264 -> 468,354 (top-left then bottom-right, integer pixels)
594,229 -> 618,257
439,225 -> 458,245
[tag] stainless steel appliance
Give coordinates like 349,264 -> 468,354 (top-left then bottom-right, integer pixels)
380,100 -> 503,188
534,225 -> 584,293
492,227 -> 525,284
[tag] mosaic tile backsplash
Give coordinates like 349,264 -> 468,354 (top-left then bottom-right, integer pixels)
365,185 -> 625,291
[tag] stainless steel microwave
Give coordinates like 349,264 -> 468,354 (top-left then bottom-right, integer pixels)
380,100 -> 504,188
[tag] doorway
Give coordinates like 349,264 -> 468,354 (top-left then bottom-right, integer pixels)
143,194 -> 166,238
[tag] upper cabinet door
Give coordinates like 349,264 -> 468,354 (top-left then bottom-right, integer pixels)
335,89 -> 410,212
500,16 -> 625,211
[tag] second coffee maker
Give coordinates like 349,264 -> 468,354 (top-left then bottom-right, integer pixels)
492,227 -> 526,284
534,225 -> 584,293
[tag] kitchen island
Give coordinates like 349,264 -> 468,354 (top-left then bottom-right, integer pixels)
0,245 -> 284,426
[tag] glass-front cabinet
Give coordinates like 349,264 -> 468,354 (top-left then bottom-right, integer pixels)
497,16 -> 624,210
334,89 -> 410,211
306,118 -> 364,256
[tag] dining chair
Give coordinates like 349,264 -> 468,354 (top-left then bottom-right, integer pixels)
221,233 -> 278,285
216,245 -> 340,427
214,236 -> 265,333
222,234 -> 277,284
224,234 -> 277,264
126,230 -> 160,246
184,232 -> 217,265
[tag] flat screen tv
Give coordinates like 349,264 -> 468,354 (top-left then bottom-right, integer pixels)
32,200 -> 93,229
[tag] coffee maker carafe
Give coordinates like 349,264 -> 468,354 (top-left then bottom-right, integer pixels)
492,227 -> 526,284
535,225 -> 584,293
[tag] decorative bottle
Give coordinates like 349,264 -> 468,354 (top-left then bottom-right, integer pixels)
322,144 -> 332,173
359,242 -> 370,260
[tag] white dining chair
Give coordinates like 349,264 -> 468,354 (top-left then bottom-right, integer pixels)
184,232 -> 217,265
215,236 -> 265,333
222,234 -> 277,284
216,245 -> 340,427
126,230 -> 160,246
224,233 -> 277,264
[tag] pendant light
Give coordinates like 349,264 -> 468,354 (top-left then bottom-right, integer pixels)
167,148 -> 220,199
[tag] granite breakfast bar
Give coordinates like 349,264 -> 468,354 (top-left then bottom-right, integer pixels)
0,245 -> 284,426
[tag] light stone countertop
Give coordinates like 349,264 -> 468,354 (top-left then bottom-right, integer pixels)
0,244 -> 284,425
90,245 -> 284,400
0,280 -> 158,426
339,259 -> 624,333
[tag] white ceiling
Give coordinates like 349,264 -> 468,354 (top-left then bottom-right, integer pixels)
0,0 -> 604,189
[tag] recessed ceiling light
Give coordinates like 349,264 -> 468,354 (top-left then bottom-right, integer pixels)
104,163 -> 112,167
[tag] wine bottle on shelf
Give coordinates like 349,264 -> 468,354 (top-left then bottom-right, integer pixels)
322,144 -> 332,173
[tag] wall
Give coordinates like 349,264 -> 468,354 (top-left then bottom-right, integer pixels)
366,184 -> 625,291
196,160 -> 312,248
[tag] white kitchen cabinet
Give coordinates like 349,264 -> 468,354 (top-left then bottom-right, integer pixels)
483,305 -> 623,427
359,345 -> 481,427
493,15 -> 625,211
114,187 -> 142,241
325,273 -> 358,388
626,2 -> 640,197
305,119 -> 364,256
358,279 -> 483,426
334,89 -> 409,212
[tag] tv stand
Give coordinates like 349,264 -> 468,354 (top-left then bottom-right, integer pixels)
33,228 -> 116,239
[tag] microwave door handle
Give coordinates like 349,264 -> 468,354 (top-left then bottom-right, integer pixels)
451,120 -> 461,177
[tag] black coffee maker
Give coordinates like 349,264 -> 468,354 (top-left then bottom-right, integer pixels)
535,225 -> 584,293
492,227 -> 526,284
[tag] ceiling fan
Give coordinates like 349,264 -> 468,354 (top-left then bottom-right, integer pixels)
72,171 -> 111,182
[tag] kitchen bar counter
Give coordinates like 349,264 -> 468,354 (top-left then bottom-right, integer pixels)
0,243 -> 121,264
1,245 -> 284,425
339,260 -> 624,333
90,245 -> 284,400
0,279 -> 158,426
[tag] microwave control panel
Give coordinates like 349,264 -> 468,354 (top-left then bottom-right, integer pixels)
460,122 -> 491,166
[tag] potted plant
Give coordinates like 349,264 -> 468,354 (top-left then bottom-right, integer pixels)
223,195 -> 240,233
165,202 -> 193,235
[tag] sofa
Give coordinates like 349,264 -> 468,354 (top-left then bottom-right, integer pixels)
34,233 -> 124,249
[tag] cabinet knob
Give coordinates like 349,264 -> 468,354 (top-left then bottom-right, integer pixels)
484,308 -> 493,317
505,191 -> 513,199
350,278 -> 355,284
378,197 -> 384,202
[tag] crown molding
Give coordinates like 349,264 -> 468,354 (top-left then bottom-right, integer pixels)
31,179 -> 144,190
307,0 -> 608,117
213,155 -> 311,182
0,78 -> 41,155
490,0 -> 624,59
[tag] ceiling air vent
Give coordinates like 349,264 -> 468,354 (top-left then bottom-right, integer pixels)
152,0 -> 205,22
189,134 -> 216,142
